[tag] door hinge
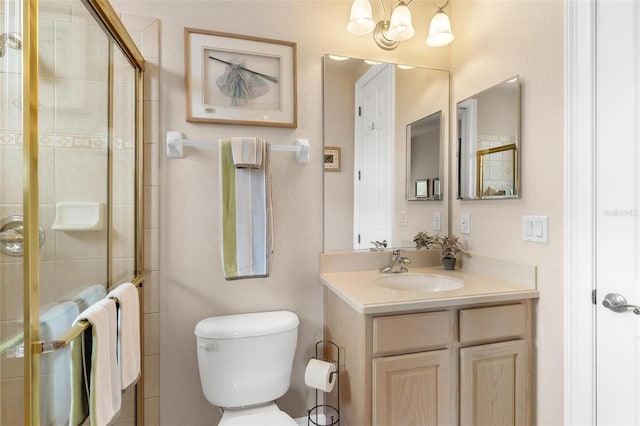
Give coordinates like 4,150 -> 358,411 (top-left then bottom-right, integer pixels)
592,289 -> 597,305
358,170 -> 361,180
358,234 -> 361,244
358,106 -> 362,117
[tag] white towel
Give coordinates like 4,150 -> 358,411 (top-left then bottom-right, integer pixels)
72,299 -> 121,426
107,283 -> 141,389
40,301 -> 79,426
69,284 -> 107,312
230,136 -> 264,168
220,139 -> 272,280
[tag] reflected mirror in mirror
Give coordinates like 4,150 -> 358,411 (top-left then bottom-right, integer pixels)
457,76 -> 520,199
323,55 -> 449,252
407,111 -> 442,201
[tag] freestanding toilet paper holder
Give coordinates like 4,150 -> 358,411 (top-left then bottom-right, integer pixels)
308,340 -> 340,426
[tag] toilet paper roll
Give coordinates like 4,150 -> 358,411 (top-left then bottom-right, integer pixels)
304,358 -> 337,393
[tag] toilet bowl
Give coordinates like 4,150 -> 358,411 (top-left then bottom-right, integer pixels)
194,311 -> 299,425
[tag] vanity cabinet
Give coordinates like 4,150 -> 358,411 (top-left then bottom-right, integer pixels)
371,311 -> 453,425
324,289 -> 534,426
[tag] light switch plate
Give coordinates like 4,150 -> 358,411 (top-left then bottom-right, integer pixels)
433,212 -> 441,232
460,213 -> 470,234
399,210 -> 408,227
523,215 -> 548,243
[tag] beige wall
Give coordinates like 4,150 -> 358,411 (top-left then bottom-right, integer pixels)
113,0 -> 564,424
450,1 -> 564,423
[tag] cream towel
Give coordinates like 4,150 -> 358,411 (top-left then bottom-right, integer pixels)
107,283 -> 141,389
220,139 -> 272,279
230,136 -> 263,168
69,298 -> 121,426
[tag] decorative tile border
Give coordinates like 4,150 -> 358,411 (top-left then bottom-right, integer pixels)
0,130 -> 134,150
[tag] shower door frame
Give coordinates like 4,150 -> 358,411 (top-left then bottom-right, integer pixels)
20,0 -> 146,424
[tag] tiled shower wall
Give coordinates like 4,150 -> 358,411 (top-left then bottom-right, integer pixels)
0,4 -> 160,425
120,12 -> 161,426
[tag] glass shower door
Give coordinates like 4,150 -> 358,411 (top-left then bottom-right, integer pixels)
0,0 -> 26,423
0,0 -> 143,424
38,3 -> 110,425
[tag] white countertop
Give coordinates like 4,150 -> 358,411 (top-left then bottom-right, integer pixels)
320,266 -> 539,314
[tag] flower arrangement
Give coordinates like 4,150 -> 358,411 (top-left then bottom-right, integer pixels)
413,232 -> 464,269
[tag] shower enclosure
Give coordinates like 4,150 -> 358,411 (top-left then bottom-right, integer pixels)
0,0 -> 145,424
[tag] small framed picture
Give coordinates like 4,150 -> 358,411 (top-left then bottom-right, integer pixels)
324,147 -> 341,172
184,27 -> 297,128
415,179 -> 428,198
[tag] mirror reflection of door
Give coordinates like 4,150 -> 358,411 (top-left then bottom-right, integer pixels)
353,64 -> 394,249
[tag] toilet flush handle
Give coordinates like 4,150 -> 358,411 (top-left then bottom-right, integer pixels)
198,342 -> 217,351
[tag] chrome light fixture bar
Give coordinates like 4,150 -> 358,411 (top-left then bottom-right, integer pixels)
347,0 -> 454,50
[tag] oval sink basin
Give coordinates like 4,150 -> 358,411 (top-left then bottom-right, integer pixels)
376,273 -> 464,292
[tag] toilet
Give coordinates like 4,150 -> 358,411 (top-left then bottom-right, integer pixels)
195,311 -> 300,425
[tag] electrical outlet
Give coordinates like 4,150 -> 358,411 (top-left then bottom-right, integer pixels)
433,212 -> 441,231
460,213 -> 470,234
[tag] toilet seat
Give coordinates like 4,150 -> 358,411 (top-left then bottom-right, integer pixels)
219,403 -> 298,426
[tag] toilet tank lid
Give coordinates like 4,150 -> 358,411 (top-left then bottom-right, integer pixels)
194,311 -> 299,339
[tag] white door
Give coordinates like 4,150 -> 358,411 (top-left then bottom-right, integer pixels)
353,64 -> 394,249
596,0 -> 640,424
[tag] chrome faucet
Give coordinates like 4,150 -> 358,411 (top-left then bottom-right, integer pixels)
370,240 -> 387,252
380,249 -> 411,274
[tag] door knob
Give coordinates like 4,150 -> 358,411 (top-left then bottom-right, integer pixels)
602,293 -> 640,315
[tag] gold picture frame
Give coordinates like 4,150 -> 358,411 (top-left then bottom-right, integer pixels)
324,147 -> 341,172
184,28 -> 297,128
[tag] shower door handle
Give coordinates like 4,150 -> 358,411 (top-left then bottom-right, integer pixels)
602,293 -> 640,315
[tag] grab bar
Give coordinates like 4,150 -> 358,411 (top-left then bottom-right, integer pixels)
3,320 -> 91,358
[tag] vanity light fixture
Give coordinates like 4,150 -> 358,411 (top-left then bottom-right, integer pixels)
426,0 -> 454,47
347,0 -> 415,50
347,0 -> 453,50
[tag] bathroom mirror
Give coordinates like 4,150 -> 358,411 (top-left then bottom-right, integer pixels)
406,111 -> 442,201
457,76 -> 521,199
323,55 -> 449,252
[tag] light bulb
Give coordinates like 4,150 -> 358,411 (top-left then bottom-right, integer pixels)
347,0 -> 376,35
386,1 -> 415,41
426,9 -> 454,47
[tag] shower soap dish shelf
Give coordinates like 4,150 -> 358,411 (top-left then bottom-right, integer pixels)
52,202 -> 104,231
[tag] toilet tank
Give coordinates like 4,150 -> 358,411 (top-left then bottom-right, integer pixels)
194,311 -> 299,408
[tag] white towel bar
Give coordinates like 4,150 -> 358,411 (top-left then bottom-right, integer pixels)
166,131 -> 310,164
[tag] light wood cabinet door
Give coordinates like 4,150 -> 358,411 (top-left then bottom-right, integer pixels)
460,340 -> 528,426
372,349 -> 451,426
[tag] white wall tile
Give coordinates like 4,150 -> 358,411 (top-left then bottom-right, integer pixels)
144,355 -> 159,398
54,148 -> 107,202
143,270 -> 159,314
143,101 -> 159,144
54,22 -> 108,81
143,143 -> 159,186
144,312 -> 159,356
54,78 -> 108,134
143,185 -> 159,229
